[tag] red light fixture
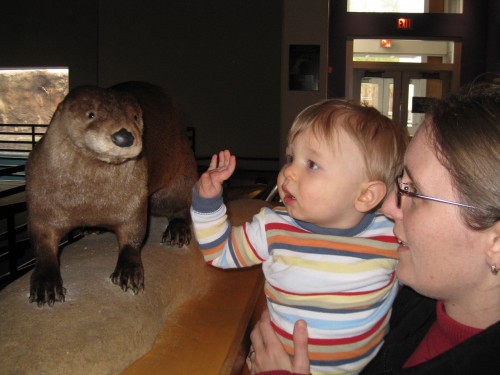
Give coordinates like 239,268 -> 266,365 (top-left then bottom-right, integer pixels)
380,39 -> 392,48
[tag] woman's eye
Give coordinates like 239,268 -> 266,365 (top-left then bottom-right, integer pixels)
307,160 -> 319,170
401,182 -> 411,192
402,181 -> 418,194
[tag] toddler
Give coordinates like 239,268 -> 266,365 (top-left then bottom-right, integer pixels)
191,99 -> 408,374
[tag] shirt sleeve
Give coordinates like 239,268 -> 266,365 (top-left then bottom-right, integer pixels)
190,187 -> 270,268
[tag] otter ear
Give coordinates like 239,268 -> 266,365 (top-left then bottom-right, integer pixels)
354,180 -> 387,213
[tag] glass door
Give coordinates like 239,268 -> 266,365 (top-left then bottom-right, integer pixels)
353,69 -> 451,134
353,70 -> 401,123
403,71 -> 451,135
346,38 -> 460,134
360,77 -> 394,119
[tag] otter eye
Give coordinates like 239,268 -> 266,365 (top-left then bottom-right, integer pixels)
87,111 -> 95,119
134,114 -> 138,121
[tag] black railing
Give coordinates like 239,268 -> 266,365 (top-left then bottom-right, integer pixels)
0,201 -> 30,287
0,125 -> 45,288
0,123 -> 47,157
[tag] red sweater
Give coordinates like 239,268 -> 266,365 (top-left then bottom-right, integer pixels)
404,300 -> 482,367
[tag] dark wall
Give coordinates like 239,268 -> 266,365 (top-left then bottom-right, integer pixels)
1,0 -> 99,88
486,0 -> 500,74
328,0 -> 497,98
0,0 -> 282,165
98,0 -> 282,161
3,1 -> 496,165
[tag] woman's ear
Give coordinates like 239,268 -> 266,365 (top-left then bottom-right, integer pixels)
355,180 -> 387,213
486,221 -> 500,272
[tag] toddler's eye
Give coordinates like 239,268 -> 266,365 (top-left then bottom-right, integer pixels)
307,160 -> 319,170
285,155 -> 293,164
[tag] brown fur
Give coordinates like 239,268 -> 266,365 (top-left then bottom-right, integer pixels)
112,81 -> 198,235
26,82 -> 198,306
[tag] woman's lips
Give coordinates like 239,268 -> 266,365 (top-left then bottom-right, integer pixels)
396,237 -> 409,252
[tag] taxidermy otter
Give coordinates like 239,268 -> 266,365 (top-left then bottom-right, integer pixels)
25,81 -> 198,306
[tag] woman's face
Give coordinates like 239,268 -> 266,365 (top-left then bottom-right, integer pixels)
382,124 -> 491,305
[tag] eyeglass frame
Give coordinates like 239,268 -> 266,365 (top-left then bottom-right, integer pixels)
395,176 -> 476,209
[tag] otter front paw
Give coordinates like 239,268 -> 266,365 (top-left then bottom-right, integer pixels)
161,218 -> 192,247
110,261 -> 144,294
29,267 -> 66,307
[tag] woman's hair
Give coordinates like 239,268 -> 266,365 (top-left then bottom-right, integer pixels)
424,83 -> 500,230
288,99 -> 409,191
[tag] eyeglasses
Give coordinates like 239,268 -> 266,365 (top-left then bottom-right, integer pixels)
395,177 -> 476,209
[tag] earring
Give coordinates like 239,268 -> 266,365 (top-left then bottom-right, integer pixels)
491,264 -> 498,275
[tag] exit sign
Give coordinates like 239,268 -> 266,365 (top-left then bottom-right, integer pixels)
398,18 -> 412,29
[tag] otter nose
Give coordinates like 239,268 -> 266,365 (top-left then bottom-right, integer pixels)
111,128 -> 134,147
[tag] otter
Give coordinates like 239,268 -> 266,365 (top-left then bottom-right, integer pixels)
111,81 -> 197,245
26,81 -> 198,306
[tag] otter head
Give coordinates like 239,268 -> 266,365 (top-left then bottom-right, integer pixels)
53,86 -> 144,164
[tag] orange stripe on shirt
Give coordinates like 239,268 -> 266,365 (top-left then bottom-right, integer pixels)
200,241 -> 226,259
268,234 -> 397,258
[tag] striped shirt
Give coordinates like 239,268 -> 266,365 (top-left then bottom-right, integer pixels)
191,191 -> 399,375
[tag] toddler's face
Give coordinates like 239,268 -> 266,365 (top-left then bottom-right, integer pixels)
277,129 -> 368,229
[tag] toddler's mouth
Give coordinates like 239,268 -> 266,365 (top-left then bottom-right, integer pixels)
281,185 -> 296,202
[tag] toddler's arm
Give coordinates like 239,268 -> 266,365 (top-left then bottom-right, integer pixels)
196,149 -> 236,199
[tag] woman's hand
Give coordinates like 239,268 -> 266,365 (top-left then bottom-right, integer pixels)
248,310 -> 310,375
196,150 -> 236,198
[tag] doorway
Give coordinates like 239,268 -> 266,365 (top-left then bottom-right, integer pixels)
345,39 -> 461,134
352,69 -> 451,135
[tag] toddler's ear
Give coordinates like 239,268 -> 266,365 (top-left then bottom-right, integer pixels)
355,180 -> 387,213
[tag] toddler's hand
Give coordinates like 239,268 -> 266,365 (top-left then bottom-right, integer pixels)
197,150 -> 236,198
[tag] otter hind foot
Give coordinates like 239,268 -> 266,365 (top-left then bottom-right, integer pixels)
161,218 -> 192,247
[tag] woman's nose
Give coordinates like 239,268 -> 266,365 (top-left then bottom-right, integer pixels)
382,187 -> 402,221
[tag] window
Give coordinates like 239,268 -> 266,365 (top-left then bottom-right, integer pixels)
0,68 -> 68,125
0,68 -> 68,157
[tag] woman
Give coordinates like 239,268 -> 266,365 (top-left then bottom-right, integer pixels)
248,83 -> 500,375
